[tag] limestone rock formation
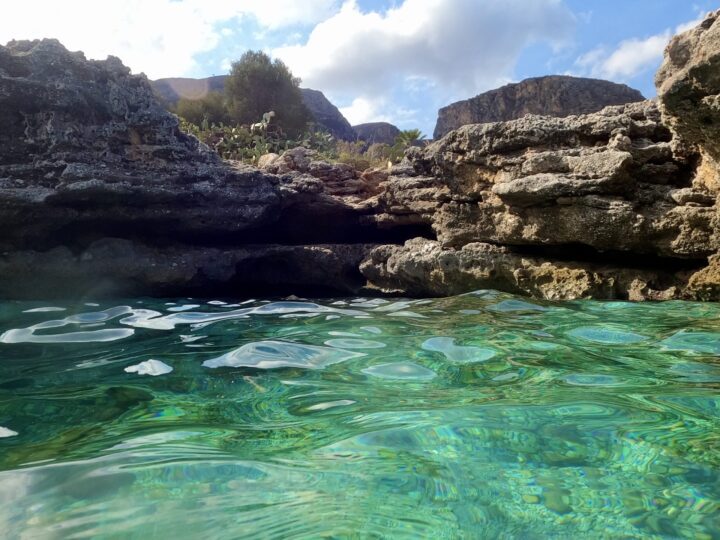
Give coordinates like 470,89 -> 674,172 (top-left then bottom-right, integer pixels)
362,95 -> 720,300
357,11 -> 720,300
0,39 -> 378,298
353,122 -> 401,145
150,76 -> 356,141
3,11 -> 720,302
657,9 -> 720,192
259,147 -> 386,199
361,238 -> 685,301
434,76 -> 645,139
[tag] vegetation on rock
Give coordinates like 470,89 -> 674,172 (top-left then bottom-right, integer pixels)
225,51 -> 311,135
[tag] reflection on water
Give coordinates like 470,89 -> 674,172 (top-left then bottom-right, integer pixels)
0,291 -> 719,538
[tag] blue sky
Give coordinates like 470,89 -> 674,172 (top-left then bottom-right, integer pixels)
1,0 -> 716,135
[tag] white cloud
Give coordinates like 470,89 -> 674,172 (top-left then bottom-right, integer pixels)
274,0 -> 575,125
275,0 -> 575,94
574,17 -> 703,82
0,0 -> 339,78
340,97 -> 389,125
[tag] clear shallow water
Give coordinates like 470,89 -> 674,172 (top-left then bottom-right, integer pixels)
0,292 -> 719,539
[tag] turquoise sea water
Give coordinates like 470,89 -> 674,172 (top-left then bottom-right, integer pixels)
0,291 -> 719,539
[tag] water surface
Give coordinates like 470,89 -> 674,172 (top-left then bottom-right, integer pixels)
1,292 -> 719,538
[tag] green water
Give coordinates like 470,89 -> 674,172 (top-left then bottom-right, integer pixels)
0,292 -> 719,539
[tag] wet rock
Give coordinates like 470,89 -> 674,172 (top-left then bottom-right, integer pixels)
360,238 -> 686,301
0,239 -> 378,299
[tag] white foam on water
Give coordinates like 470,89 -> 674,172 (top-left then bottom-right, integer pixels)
1,327 -> 134,344
0,427 -> 18,438
124,359 -> 173,376
2,306 -> 137,343
180,335 -> 206,343
306,400 -> 356,411
120,302 -> 365,331
360,326 -> 382,335
372,301 -> 416,312
388,311 -> 427,319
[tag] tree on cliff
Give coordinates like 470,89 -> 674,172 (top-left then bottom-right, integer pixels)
224,51 -> 311,135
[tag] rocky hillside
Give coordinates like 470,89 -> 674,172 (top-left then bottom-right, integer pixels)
353,122 -> 401,145
434,75 -> 645,139
150,76 -> 356,141
298,89 -> 356,141
1,11 -> 720,301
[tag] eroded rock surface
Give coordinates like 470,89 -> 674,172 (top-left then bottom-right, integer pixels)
360,12 -> 720,300
657,9 -> 720,192
0,39 -> 378,298
3,12 -> 720,302
362,97 -> 720,299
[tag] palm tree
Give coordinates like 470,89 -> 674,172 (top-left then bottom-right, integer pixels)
394,129 -> 426,148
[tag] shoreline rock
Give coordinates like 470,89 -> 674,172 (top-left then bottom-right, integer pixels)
2,12 -> 720,301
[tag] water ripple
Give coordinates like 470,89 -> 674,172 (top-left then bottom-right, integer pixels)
1,293 -> 720,538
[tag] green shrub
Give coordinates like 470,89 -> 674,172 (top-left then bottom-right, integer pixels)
175,92 -> 228,127
178,113 -> 423,170
225,51 -> 311,136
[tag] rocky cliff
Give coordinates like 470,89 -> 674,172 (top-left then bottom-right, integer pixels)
363,100 -> 718,300
150,76 -> 356,141
299,89 -> 357,141
0,39 -> 386,298
434,76 -> 645,139
353,122 -> 401,145
361,11 -> 720,301
2,11 -> 720,301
